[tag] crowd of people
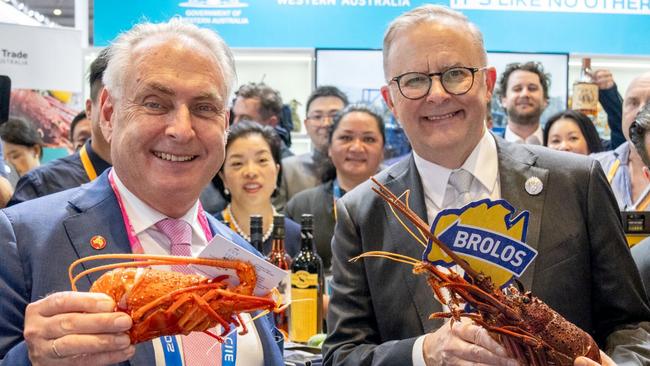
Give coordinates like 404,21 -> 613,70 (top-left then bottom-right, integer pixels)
1,4 -> 650,366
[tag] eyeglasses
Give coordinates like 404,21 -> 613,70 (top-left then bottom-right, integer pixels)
391,67 -> 487,100
307,112 -> 339,124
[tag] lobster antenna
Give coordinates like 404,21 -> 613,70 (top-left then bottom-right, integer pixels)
351,251 -> 420,266
370,177 -> 480,280
394,190 -> 429,247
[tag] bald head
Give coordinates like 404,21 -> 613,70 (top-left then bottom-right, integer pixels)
623,72 -> 650,141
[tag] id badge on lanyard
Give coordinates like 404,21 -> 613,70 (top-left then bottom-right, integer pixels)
159,329 -> 238,365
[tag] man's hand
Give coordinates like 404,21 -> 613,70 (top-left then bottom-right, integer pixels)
574,351 -> 616,366
422,318 -> 519,365
592,69 -> 615,90
24,291 -> 135,366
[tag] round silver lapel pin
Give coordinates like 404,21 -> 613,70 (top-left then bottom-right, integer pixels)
525,177 -> 543,196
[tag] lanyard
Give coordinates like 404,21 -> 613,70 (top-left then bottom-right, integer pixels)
80,144 -> 98,181
607,159 -> 621,184
332,179 -> 344,222
107,169 -> 213,254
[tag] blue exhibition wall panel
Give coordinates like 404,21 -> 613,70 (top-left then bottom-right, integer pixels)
95,0 -> 650,55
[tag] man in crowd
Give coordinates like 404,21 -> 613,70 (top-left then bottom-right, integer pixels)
7,48 -> 112,206
324,5 -> 649,366
69,111 -> 92,151
630,103 -> 650,297
593,72 -> 650,211
0,19 -> 282,365
497,61 -> 550,144
280,86 -> 349,201
232,82 -> 292,158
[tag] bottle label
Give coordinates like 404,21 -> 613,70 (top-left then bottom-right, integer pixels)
572,83 -> 599,113
290,271 -> 319,342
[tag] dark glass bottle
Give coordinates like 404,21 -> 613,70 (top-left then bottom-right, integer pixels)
249,215 -> 264,254
266,214 -> 291,336
290,214 -> 324,342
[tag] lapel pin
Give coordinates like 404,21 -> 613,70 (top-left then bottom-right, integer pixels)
525,177 -> 543,196
90,235 -> 107,250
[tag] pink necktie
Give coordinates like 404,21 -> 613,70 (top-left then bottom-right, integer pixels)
155,218 -> 222,365
155,218 -> 193,274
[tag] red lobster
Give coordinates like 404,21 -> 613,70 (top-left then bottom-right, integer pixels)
351,178 -> 601,365
69,254 -> 279,344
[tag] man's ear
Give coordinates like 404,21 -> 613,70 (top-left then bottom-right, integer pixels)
380,85 -> 396,115
485,67 -> 497,101
85,98 -> 92,118
99,88 -> 115,143
267,115 -> 279,127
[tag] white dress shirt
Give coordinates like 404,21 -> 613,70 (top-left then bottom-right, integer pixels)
504,124 -> 543,145
410,130 -> 502,366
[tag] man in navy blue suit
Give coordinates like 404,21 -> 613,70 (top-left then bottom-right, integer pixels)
0,19 -> 283,366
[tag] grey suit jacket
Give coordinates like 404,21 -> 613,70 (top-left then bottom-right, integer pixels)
0,171 -> 283,366
280,151 -> 326,203
323,137 -> 650,365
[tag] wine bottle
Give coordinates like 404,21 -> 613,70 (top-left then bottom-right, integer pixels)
266,214 -> 291,336
572,58 -> 599,121
249,215 -> 263,254
290,214 -> 324,343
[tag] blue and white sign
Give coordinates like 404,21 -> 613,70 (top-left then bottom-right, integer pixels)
95,0 -> 650,55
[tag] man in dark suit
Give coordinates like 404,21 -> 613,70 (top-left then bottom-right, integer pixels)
323,5 -> 650,366
0,19 -> 283,365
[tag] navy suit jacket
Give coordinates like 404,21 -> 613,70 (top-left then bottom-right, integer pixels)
0,171 -> 284,365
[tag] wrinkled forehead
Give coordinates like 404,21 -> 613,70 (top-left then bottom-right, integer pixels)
626,73 -> 650,99
128,35 -> 227,92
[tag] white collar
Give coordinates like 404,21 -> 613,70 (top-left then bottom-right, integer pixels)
413,130 -> 499,209
504,124 -> 543,145
110,169 -> 201,237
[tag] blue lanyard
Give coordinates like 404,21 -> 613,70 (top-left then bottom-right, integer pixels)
160,327 -> 238,365
332,179 -> 344,200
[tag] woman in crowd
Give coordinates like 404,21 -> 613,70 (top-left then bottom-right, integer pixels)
215,120 -> 300,256
0,117 -> 43,177
286,104 -> 385,272
543,109 -> 604,155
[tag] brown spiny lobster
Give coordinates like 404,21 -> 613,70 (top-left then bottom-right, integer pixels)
352,178 -> 601,366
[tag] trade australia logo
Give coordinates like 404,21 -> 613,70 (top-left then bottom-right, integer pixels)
0,48 -> 28,66
424,199 -> 537,289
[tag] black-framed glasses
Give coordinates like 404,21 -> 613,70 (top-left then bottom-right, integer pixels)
391,67 -> 487,100
307,112 -> 339,124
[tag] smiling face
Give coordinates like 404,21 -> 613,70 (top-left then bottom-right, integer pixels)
546,118 -> 590,155
100,36 -> 229,217
500,70 -> 548,126
220,133 -> 280,207
328,111 -> 384,185
380,21 -> 495,168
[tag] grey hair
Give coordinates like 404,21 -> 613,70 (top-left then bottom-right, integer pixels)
103,18 -> 236,102
630,103 -> 650,167
382,5 -> 487,81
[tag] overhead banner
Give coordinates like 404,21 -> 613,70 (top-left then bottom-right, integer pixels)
94,0 -> 650,55
0,23 -> 82,92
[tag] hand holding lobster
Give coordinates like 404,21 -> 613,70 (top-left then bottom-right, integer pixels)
23,291 -> 135,366
422,317 -> 519,366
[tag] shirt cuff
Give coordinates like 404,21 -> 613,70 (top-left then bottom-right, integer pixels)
412,334 -> 427,366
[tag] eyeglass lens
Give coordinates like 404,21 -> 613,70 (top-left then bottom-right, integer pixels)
397,68 -> 475,99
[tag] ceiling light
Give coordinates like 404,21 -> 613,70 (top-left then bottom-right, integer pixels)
53,8 -> 62,16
